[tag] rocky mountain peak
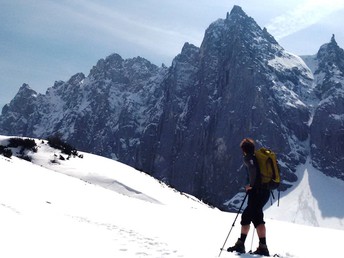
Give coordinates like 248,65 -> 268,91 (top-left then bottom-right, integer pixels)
9,84 -> 38,108
310,35 -> 344,181
202,5 -> 280,62
331,34 -> 337,44
124,56 -> 160,79
172,42 -> 199,65
1,6 -> 344,210
67,73 -> 85,86
228,5 -> 246,18
104,53 -> 124,66
87,53 -> 163,88
17,83 -> 36,95
317,34 -> 344,63
225,5 -> 259,32
0,83 -> 38,131
180,42 -> 198,54
314,35 -> 344,98
88,53 -> 124,80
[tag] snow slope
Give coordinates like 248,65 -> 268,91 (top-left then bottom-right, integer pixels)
266,158 -> 344,230
0,136 -> 343,258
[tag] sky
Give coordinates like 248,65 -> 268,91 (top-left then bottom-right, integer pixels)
1,135 -> 344,257
1,0 -> 344,108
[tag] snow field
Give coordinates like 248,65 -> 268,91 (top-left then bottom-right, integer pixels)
0,136 -> 344,257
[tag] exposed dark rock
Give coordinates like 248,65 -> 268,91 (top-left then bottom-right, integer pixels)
1,7 -> 343,210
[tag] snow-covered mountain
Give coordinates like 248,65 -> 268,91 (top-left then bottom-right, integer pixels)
0,5 -> 343,211
0,135 -> 343,258
301,35 -> 344,180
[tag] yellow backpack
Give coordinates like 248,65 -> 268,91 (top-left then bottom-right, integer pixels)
255,148 -> 281,189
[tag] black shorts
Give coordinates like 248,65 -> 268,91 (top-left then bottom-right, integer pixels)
241,188 -> 270,228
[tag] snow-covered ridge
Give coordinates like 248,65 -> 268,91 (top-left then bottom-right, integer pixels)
268,51 -> 313,79
0,135 -> 207,209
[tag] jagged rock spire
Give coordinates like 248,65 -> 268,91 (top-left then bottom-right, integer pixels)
17,83 -> 36,96
229,5 -> 246,16
317,34 -> 343,62
331,34 -> 336,43
329,34 -> 339,48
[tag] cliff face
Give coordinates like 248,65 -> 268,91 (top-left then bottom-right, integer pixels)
1,6 -> 343,210
144,6 -> 314,205
304,35 -> 344,180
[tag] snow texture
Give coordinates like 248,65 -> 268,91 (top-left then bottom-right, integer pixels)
0,135 -> 343,258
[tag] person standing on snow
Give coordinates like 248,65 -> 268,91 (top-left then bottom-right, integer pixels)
227,138 -> 270,256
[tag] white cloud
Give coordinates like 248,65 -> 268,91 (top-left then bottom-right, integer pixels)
266,0 -> 344,39
43,0 -> 200,58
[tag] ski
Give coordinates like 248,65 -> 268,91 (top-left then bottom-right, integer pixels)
248,251 -> 280,257
220,248 -> 282,257
244,253 -> 281,257
245,253 -> 280,257
220,249 -> 282,257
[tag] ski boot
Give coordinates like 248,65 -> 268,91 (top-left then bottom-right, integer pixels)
253,242 -> 270,256
227,239 -> 245,253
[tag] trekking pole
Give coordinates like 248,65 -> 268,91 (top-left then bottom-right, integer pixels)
218,193 -> 248,257
277,189 -> 280,207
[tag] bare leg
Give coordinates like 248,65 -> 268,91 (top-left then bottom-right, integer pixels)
256,224 -> 266,238
241,224 -> 250,235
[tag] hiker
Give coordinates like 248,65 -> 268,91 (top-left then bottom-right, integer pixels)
227,138 -> 270,256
